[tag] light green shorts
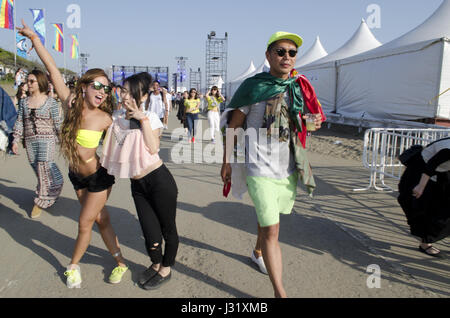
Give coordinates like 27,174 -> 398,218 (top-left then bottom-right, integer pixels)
246,171 -> 298,227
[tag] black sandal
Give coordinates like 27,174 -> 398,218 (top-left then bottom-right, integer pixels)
419,245 -> 441,258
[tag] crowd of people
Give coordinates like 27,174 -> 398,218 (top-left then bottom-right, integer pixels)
0,20 -> 448,298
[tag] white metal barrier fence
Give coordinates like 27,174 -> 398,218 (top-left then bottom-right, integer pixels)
355,128 -> 450,192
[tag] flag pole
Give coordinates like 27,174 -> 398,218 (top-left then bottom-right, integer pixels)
14,0 -> 17,67
43,8 -> 46,49
77,33 -> 81,76
63,22 -> 66,80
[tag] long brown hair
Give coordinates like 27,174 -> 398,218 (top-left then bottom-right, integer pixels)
210,86 -> 220,99
188,88 -> 198,100
60,68 -> 113,171
29,69 -> 49,94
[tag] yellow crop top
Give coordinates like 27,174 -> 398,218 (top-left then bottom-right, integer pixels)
184,98 -> 200,114
207,96 -> 224,110
76,129 -> 103,149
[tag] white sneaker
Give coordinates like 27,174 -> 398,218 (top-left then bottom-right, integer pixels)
64,264 -> 82,288
251,251 -> 268,275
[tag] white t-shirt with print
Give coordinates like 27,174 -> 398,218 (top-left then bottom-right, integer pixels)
238,93 -> 296,179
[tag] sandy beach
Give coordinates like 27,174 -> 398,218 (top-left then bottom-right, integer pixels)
0,108 -> 448,299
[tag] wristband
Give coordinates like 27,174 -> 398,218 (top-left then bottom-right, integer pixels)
139,117 -> 149,122
30,34 -> 39,42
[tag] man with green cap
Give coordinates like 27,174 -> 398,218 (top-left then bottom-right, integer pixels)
221,31 -> 324,298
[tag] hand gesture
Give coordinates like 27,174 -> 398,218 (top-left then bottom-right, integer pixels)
124,98 -> 145,121
16,19 -> 36,39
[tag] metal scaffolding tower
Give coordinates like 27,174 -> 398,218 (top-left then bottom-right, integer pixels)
175,56 -> 188,92
79,53 -> 89,76
189,67 -> 202,91
205,31 -> 228,98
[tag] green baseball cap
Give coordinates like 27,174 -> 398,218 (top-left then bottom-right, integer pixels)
267,31 -> 303,48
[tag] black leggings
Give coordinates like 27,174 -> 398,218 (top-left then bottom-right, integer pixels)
131,164 -> 179,267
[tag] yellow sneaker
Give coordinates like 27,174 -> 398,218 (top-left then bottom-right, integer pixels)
64,265 -> 82,288
31,205 -> 42,219
109,265 -> 128,284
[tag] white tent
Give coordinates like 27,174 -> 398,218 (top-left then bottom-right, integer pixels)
298,19 -> 382,113
231,60 -> 256,82
227,61 -> 256,98
228,59 -> 270,97
336,0 -> 450,121
246,58 -> 270,77
295,36 -> 328,69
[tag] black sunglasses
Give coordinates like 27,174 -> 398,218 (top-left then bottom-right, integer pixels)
90,81 -> 112,94
274,48 -> 298,58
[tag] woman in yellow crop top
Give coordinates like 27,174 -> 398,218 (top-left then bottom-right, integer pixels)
205,86 -> 225,143
184,88 -> 201,143
19,21 -> 128,289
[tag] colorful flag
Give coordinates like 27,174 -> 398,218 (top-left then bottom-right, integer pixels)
71,34 -> 79,59
29,9 -> 46,46
52,23 -> 64,53
16,33 -> 28,58
0,0 -> 14,30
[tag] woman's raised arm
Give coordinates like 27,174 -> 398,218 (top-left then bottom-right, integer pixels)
17,19 -> 71,104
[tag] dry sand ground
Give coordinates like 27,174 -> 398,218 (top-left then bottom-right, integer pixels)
0,102 -> 449,299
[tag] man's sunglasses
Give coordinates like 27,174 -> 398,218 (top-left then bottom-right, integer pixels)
90,81 -> 112,94
274,48 -> 298,58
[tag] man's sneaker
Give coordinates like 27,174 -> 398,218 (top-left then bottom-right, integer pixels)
251,251 -> 268,275
64,265 -> 82,288
109,265 -> 128,284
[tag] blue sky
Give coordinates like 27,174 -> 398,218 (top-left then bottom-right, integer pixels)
0,0 -> 444,85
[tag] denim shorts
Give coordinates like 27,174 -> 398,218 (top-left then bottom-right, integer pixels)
68,166 -> 115,192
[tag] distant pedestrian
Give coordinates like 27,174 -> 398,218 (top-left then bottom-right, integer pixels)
205,86 -> 225,143
0,85 -> 18,154
14,82 -> 28,108
148,80 -> 168,124
184,88 -> 200,143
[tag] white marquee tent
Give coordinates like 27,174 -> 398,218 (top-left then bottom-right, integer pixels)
336,0 -> 450,122
295,36 -> 328,69
228,59 -> 270,96
227,61 -> 256,98
298,19 -> 382,113
230,60 -> 256,82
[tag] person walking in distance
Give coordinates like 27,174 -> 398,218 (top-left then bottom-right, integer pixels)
221,31 -> 324,297
184,88 -> 201,143
205,86 -> 225,143
148,80 -> 168,126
